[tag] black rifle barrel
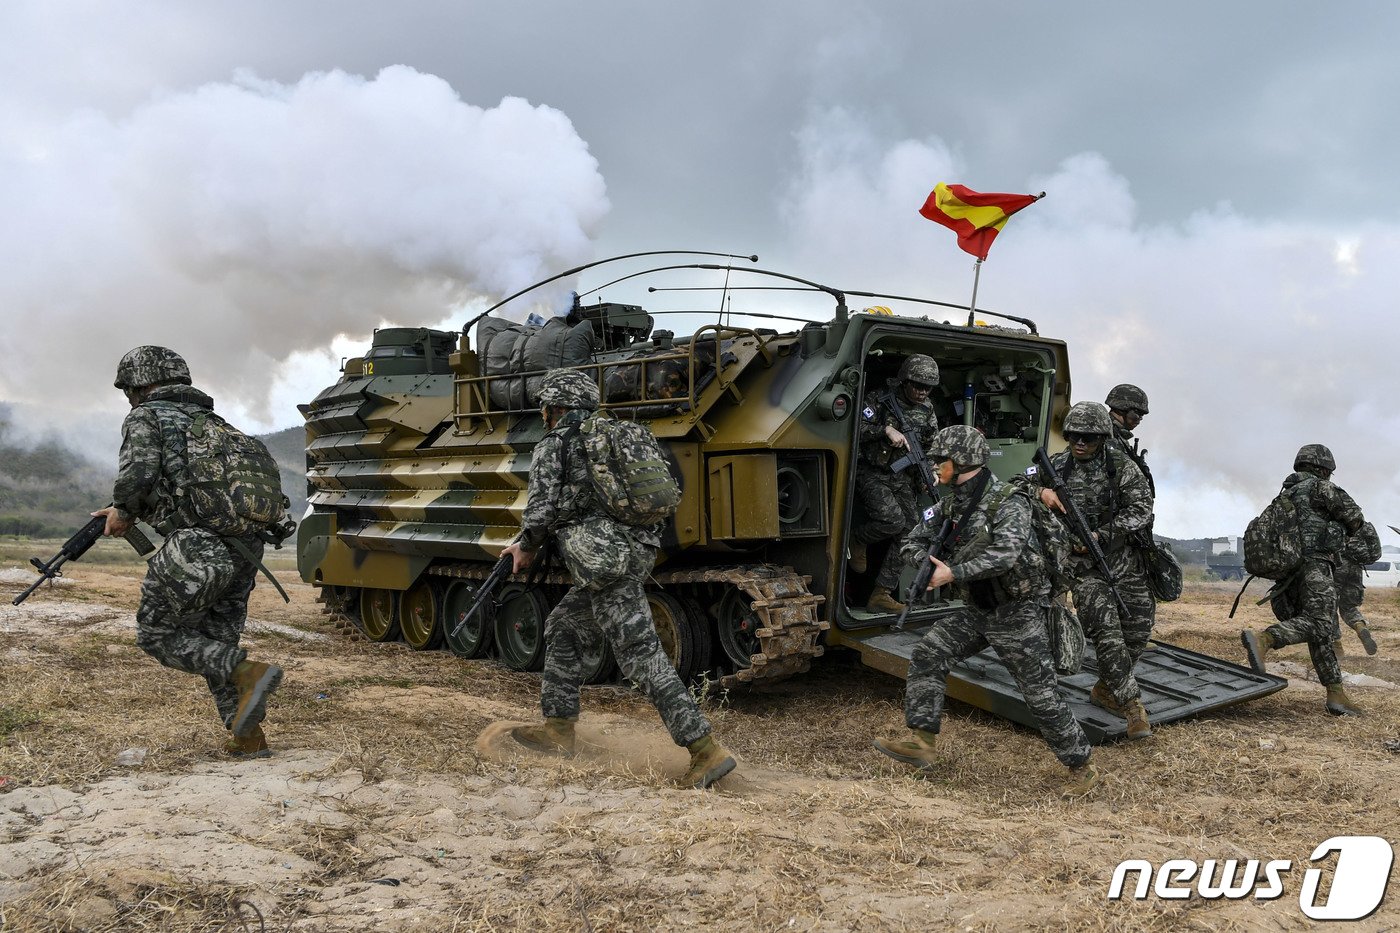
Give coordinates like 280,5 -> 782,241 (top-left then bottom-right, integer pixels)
13,513 -> 154,606
893,518 -> 953,631
882,391 -> 937,496
1033,448 -> 1130,618
449,554 -> 514,640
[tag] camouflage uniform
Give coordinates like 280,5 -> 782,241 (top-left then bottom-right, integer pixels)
114,382 -> 265,730
1334,558 -> 1367,629
899,466 -> 1091,768
853,377 -> 940,591
519,403 -> 711,748
1265,470 -> 1364,686
1038,442 -> 1154,707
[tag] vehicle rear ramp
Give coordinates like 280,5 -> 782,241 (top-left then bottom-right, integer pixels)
846,627 -> 1288,743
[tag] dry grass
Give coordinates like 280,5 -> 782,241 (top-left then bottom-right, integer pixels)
1,563 -> 1398,931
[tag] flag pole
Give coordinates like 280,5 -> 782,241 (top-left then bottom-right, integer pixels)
965,258 -> 982,327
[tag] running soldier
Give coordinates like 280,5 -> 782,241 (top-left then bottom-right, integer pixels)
1242,444 -> 1367,716
92,346 -> 285,759
501,369 -> 736,788
850,354 -> 941,613
1334,551 -> 1379,656
1037,401 -> 1155,740
872,426 -> 1098,797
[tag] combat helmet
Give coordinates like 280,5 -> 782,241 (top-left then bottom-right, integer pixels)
114,346 -> 191,390
928,425 -> 989,470
1062,401 -> 1114,436
1105,384 -> 1149,414
1293,443 -> 1336,473
896,354 -> 940,386
538,368 -> 600,411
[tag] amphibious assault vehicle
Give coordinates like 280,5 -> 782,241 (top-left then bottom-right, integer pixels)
298,252 -> 1283,741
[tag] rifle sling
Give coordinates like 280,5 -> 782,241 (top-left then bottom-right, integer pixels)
224,536 -> 290,603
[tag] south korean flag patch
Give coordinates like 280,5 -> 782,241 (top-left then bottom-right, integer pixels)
922,506 -> 937,522
862,405 -> 877,421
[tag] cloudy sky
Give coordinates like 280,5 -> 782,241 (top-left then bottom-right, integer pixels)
2,1 -> 1398,539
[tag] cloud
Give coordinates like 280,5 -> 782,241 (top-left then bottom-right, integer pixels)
777,110 -> 1400,538
0,65 -> 609,429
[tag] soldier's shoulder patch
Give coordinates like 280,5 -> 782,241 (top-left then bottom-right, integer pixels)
923,506 -> 937,521
862,405 -> 877,421
1024,465 -> 1038,476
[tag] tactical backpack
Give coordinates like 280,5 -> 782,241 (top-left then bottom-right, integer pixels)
574,413 -> 681,526
182,411 -> 292,540
1007,475 -> 1075,598
1243,488 -> 1305,580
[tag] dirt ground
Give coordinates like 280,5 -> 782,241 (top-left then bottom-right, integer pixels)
0,558 -> 1397,932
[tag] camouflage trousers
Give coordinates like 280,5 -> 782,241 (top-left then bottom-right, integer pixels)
1334,561 -> 1367,628
852,469 -> 920,590
1070,555 -> 1156,706
1267,557 -> 1342,686
136,528 -> 261,729
541,536 -> 710,747
905,599 -> 1091,768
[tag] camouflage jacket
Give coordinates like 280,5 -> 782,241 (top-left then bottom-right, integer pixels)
901,472 -> 1047,607
857,382 -> 939,470
1037,444 -> 1152,565
518,410 -> 661,552
1282,471 -> 1363,559
112,385 -> 215,529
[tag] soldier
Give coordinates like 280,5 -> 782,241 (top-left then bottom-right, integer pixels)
1037,402 -> 1155,740
1104,384 -> 1153,497
850,354 -> 941,613
500,369 -> 736,788
1334,555 -> 1379,656
1242,444 -> 1367,716
91,347 -> 284,759
872,426 -> 1098,797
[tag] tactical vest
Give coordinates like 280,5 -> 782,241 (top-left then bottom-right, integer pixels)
947,480 -> 1048,609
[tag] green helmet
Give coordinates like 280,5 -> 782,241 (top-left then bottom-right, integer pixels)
1105,384 -> 1149,414
1293,443 -> 1336,472
1062,401 -> 1113,436
114,346 -> 191,390
928,425 -> 989,469
538,368 -> 600,411
896,354 -> 940,386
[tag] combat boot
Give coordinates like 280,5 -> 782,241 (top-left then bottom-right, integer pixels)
1123,699 -> 1152,740
681,735 -> 736,788
1240,628 -> 1272,674
1060,760 -> 1100,798
510,717 -> 577,757
849,541 -> 869,574
866,585 -> 905,614
1353,624 -> 1379,656
872,729 -> 939,771
230,660 -> 284,738
1325,684 -> 1365,717
1089,680 -> 1121,715
224,724 -> 271,760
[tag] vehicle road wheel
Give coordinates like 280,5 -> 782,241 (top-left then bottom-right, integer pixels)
357,588 -> 401,643
715,586 -> 761,672
494,584 -> 550,672
443,579 -> 495,659
648,591 -> 714,685
399,579 -> 445,651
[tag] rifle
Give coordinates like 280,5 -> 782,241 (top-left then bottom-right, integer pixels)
448,554 -> 513,640
893,517 -> 953,631
1033,447 -> 1130,619
883,391 -> 938,496
13,512 -> 156,606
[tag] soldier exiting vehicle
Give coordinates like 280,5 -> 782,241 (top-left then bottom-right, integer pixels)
872,426 -> 1098,797
850,354 -> 941,613
92,347 -> 287,759
1037,402 -> 1155,740
1242,445 -> 1368,716
500,369 -> 736,788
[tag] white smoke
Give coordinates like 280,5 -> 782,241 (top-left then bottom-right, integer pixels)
779,109 -> 1400,539
0,66 -> 609,431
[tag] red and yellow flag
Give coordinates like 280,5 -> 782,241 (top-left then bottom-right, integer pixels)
919,183 -> 1042,260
